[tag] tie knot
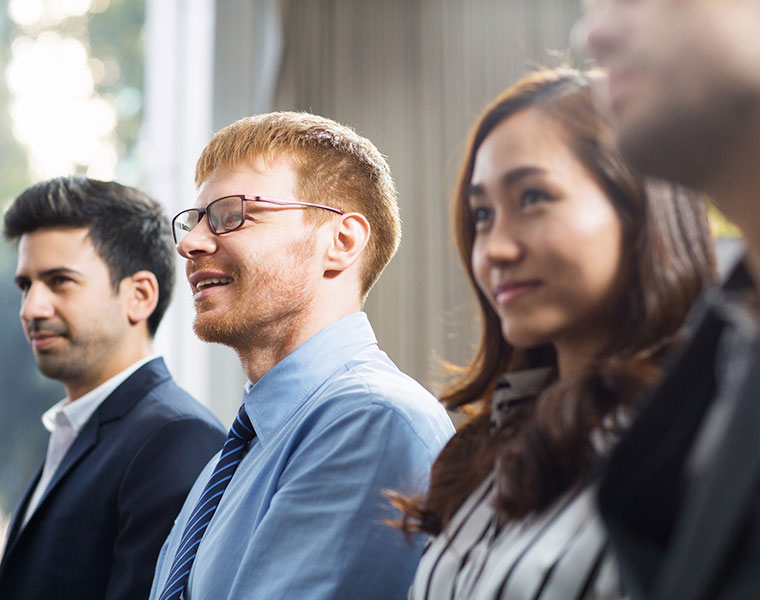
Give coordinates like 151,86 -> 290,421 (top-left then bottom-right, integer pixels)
229,405 -> 255,442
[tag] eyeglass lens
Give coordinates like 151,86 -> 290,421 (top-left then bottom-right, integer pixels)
173,196 -> 245,243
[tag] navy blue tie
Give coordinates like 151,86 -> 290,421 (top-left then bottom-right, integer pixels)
158,405 -> 256,600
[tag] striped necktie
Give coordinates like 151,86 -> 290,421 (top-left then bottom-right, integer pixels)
158,405 -> 256,600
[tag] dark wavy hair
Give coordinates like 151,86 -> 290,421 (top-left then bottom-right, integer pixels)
395,68 -> 716,535
3,176 -> 175,336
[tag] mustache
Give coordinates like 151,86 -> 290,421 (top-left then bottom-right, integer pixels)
27,320 -> 68,337
186,259 -> 239,279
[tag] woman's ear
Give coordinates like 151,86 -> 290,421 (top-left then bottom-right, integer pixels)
323,212 -> 371,274
124,270 -> 160,326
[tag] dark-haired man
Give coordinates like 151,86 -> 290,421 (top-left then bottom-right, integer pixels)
0,177 -> 225,600
585,1 -> 760,599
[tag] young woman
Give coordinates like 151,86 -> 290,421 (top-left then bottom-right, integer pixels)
399,68 -> 717,599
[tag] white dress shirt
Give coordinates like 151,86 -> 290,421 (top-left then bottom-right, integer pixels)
21,355 -> 159,527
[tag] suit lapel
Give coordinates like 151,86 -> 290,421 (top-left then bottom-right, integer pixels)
655,341 -> 760,600
3,467 -> 42,551
1,427 -> 98,561
32,418 -> 100,515
3,358 -> 170,553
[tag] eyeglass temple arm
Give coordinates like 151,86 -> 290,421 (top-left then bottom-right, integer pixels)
242,196 -> 344,215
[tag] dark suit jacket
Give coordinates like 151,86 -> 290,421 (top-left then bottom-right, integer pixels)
0,357 -> 225,600
598,261 -> 760,599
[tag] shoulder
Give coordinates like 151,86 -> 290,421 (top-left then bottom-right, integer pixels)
102,369 -> 225,451
124,366 -> 221,427
304,347 -> 454,452
113,379 -> 224,486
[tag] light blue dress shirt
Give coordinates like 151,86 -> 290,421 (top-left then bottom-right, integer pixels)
149,313 -> 454,599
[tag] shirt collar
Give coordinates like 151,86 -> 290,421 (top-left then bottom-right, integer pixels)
41,354 -> 160,434
709,254 -> 759,326
490,366 -> 555,432
721,252 -> 755,295
241,312 -> 377,446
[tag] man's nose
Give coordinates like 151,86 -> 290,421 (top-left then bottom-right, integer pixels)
583,2 -> 622,66
20,283 -> 55,323
176,217 -> 218,259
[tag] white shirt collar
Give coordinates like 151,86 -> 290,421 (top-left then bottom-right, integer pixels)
41,354 -> 160,434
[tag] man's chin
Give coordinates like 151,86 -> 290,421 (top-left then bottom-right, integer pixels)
615,107 -> 674,178
193,317 -> 242,348
617,104 -> 716,188
35,358 -> 82,383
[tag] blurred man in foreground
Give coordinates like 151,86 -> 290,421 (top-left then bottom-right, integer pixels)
586,1 -> 760,598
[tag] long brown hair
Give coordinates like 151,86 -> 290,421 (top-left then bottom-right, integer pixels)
396,68 -> 716,535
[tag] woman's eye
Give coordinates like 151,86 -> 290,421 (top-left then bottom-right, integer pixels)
470,206 -> 493,226
520,188 -> 551,207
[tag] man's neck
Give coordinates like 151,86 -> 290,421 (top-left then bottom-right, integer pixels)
237,335 -> 307,385
237,307 -> 359,385
64,344 -> 156,401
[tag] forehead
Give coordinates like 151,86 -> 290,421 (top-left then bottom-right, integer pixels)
471,109 -> 574,183
197,155 -> 299,208
16,227 -> 103,274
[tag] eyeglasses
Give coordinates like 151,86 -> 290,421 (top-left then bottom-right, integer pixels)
171,194 -> 344,244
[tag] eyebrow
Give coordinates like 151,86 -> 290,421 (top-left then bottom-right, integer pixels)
468,166 -> 548,198
14,267 -> 83,287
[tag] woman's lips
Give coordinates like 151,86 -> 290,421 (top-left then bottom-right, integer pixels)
493,281 -> 541,306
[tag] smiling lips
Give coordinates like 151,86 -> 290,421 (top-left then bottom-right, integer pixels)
493,281 -> 541,306
187,269 -> 235,301
196,277 -> 234,291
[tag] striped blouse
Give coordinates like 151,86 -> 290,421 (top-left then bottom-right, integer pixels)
408,369 -> 625,600
408,476 -> 623,599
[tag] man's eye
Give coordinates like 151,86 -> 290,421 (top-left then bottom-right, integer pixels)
212,210 -> 243,231
223,212 -> 243,228
50,276 -> 71,286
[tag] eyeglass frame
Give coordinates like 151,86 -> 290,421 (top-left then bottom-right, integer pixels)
171,194 -> 345,245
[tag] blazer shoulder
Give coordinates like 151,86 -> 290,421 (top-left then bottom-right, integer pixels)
99,359 -> 225,444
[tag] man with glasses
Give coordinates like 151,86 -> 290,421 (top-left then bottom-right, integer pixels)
0,177 -> 225,600
584,1 -> 760,598
149,112 -> 454,600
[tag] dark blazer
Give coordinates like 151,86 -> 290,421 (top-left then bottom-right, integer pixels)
0,357 -> 225,600
598,262 -> 760,600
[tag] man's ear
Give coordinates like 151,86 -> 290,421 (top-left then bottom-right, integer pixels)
124,270 -> 160,326
323,212 -> 371,274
